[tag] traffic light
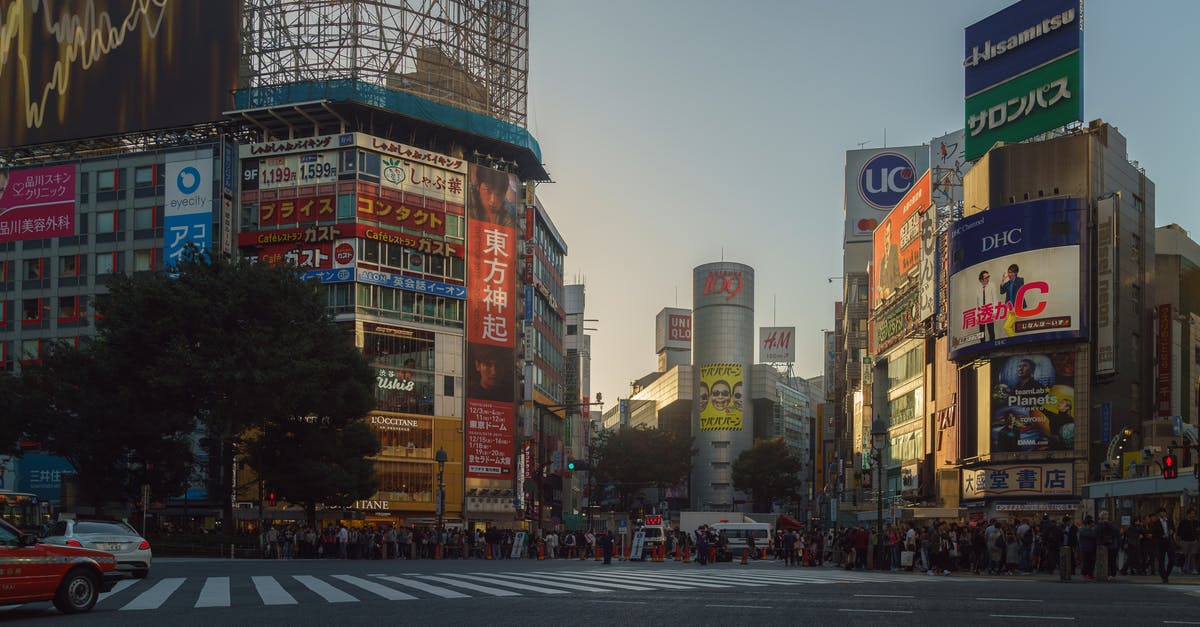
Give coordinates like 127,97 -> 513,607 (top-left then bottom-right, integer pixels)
1163,454 -> 1178,480
267,491 -> 277,506
567,460 -> 591,471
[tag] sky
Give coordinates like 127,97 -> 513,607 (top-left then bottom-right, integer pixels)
524,0 -> 1199,411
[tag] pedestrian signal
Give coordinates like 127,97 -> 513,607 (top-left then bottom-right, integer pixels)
267,491 -> 277,506
1163,454 -> 1178,479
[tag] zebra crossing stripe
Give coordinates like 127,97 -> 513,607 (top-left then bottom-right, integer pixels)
252,575 -> 297,605
332,575 -> 417,601
194,576 -> 230,608
372,575 -> 469,598
486,572 -> 612,593
415,575 -> 521,596
293,575 -> 358,603
534,572 -> 656,591
563,570 -> 691,590
440,573 -> 568,594
98,578 -> 138,603
120,578 -> 185,611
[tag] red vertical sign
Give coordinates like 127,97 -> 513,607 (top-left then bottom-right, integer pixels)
1158,304 -> 1172,417
465,164 -> 519,479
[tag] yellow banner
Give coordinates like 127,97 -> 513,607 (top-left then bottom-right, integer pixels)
699,363 -> 743,431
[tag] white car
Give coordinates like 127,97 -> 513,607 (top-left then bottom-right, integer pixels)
42,519 -> 152,579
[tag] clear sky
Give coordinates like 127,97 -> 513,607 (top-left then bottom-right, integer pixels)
525,0 -> 1199,410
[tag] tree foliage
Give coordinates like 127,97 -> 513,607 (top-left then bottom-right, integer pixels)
731,437 -> 804,512
591,426 -> 695,510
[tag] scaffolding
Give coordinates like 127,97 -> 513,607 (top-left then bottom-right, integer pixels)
241,0 -> 530,128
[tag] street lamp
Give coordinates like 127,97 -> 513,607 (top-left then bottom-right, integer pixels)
435,447 -> 447,559
870,417 -> 889,570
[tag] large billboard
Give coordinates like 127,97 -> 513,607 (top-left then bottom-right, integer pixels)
990,352 -> 1076,453
0,165 -> 75,242
948,198 -> 1087,360
759,327 -> 796,363
698,363 -> 743,431
0,1 -> 240,148
872,170 -> 930,307
655,307 -> 692,353
963,0 -> 1083,161
930,129 -> 970,209
843,146 -> 929,243
464,164 -> 520,480
164,157 -> 213,268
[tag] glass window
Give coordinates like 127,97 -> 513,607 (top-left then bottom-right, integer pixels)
58,296 -> 77,319
96,253 -> 115,274
24,258 -> 42,279
20,339 -> 39,361
22,298 -> 40,321
372,460 -> 433,503
134,166 -> 154,188
445,214 -> 464,239
134,207 -> 154,229
59,255 -> 78,277
134,250 -> 153,272
386,244 -> 404,269
96,210 -> 117,233
363,239 -> 380,264
97,170 -> 116,191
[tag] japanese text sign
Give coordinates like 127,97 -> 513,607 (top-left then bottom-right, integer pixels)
961,463 -> 1073,499
0,164 -> 75,242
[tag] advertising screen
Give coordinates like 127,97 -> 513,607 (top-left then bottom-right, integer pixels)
947,198 -> 1086,360
0,1 -> 240,147
164,157 -> 214,268
465,163 -> 520,480
843,146 -> 929,243
872,170 -> 930,307
698,363 -> 743,431
990,352 -> 1076,453
0,165 -> 75,242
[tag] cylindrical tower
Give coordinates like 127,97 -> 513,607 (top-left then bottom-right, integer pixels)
691,262 -> 755,510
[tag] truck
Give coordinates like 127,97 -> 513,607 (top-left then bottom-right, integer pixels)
678,511 -> 755,534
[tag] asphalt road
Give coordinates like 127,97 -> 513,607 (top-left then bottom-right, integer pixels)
4,556 -> 1200,626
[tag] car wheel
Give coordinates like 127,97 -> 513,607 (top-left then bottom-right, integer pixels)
53,568 -> 99,614
133,569 -> 149,579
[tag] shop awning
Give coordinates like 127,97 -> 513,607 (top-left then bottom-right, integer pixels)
775,514 -> 804,530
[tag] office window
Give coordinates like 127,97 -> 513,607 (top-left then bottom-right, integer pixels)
21,339 -> 40,361
134,207 -> 155,229
96,252 -> 116,274
96,210 -> 118,233
24,258 -> 43,279
0,300 -> 8,324
133,249 -> 154,272
97,170 -> 117,191
59,255 -> 78,277
22,298 -> 43,321
134,166 -> 154,188
58,296 -> 78,320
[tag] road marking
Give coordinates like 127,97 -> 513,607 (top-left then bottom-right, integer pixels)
535,572 -> 656,591
839,609 -> 914,614
566,570 -> 691,590
372,575 -> 469,598
252,575 -> 297,605
120,577 -> 185,610
978,597 -> 1042,602
293,575 -> 358,603
1163,622 -> 1200,625
332,575 -> 417,601
854,593 -> 914,598
707,604 -> 774,609
416,575 -> 520,597
194,576 -> 230,608
990,615 -> 1074,621
98,578 -> 138,603
440,573 -> 568,594
485,572 -> 611,593
586,599 -> 649,605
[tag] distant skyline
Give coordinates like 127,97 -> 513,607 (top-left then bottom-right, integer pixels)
526,0 -> 1199,409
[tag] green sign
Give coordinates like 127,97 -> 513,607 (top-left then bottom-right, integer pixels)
564,514 -> 585,531
964,51 -> 1081,161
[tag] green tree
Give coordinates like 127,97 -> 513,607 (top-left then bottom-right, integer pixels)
592,426 -> 695,511
95,250 -> 378,529
731,437 -> 804,512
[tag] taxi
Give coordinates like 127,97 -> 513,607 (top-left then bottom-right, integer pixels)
0,517 -> 123,613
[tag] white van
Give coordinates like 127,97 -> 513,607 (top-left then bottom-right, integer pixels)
710,522 -> 771,552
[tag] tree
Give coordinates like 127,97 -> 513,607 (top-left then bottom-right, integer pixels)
94,250 -> 378,530
591,426 -> 695,511
732,437 -> 804,512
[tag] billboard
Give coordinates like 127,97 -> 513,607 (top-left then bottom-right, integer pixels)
1095,195 -> 1118,375
0,1 -> 240,148
990,352 -> 1076,452
0,165 -> 75,242
1158,304 -> 1172,417
843,146 -> 929,243
947,198 -> 1087,360
759,327 -> 795,363
164,157 -> 214,268
655,307 -> 692,353
962,462 -> 1073,499
963,0 -> 1083,161
465,163 -> 520,480
918,206 -> 938,322
930,129 -> 969,208
872,170 -> 930,307
698,363 -> 743,431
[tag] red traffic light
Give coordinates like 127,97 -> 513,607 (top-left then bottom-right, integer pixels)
1163,455 -> 1178,479
267,491 -> 277,506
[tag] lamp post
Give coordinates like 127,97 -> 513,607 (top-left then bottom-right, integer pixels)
870,417 -> 889,570
435,447 -> 447,559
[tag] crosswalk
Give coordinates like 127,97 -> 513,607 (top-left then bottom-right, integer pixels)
2,566 -> 954,612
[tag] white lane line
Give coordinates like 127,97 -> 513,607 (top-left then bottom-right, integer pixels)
415,575 -> 520,597
587,600 -> 649,605
854,593 -> 914,598
194,577 -> 231,608
293,575 -> 358,603
119,578 -> 186,610
1162,622 -> 1200,625
332,575 -> 417,601
708,604 -> 774,609
252,576 -> 297,605
438,573 -> 568,594
372,575 -> 469,599
485,572 -> 611,593
990,615 -> 1074,621
839,609 -> 914,614
978,597 -> 1042,602
98,578 -> 138,603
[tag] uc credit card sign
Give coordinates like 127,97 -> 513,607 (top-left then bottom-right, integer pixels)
164,157 -> 213,268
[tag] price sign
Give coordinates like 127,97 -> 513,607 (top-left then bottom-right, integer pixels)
259,155 -> 298,189
298,152 -> 338,184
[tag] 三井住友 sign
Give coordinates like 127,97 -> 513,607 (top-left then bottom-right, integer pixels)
961,462 -> 1073,499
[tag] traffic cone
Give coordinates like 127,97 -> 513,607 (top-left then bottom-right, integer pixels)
594,545 -> 601,561
761,548 -> 767,561
538,542 -> 545,560
741,548 -> 748,565
486,544 -> 492,560
683,545 -> 691,563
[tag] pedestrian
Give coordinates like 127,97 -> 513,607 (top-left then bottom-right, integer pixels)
337,524 -> 349,560
1058,515 -> 1075,581
1152,507 -> 1177,583
600,530 -> 614,564
782,529 -> 797,566
1095,511 -> 1117,581
1179,508 -> 1200,574
546,529 -> 558,559
1079,516 -> 1097,580
696,526 -> 709,566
